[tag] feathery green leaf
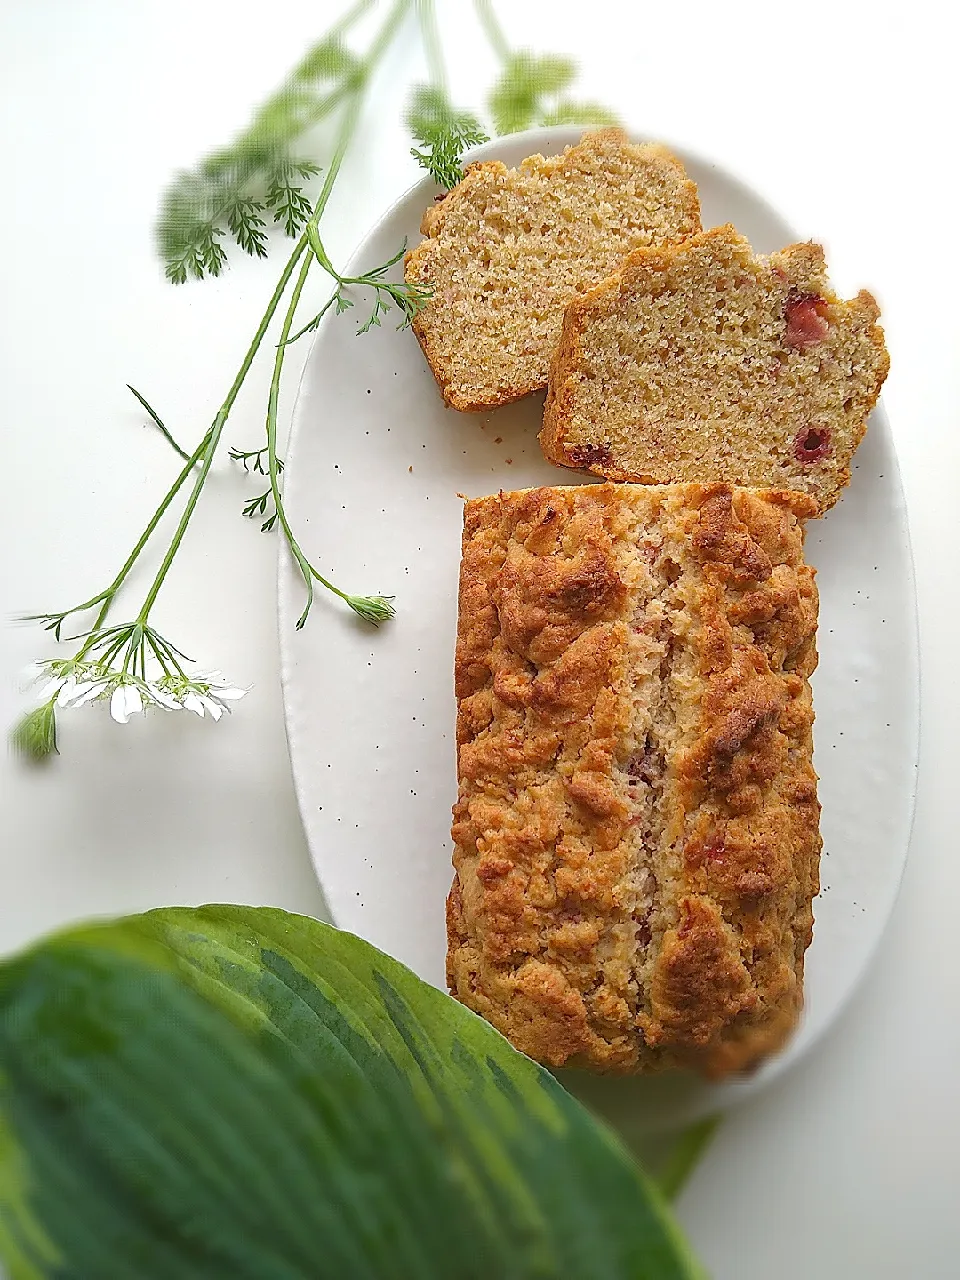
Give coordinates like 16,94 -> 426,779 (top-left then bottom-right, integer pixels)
406,84 -> 488,189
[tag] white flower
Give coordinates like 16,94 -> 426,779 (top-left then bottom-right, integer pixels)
72,682 -> 106,707
36,676 -> 68,702
195,671 -> 247,702
22,647 -> 246,733
24,661 -> 72,703
182,691 -> 206,718
55,678 -> 82,707
165,671 -> 247,719
57,677 -> 107,708
110,683 -> 143,724
146,685 -> 182,711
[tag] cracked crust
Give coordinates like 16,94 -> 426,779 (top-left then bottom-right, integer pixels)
541,224 -> 889,511
447,483 -> 821,1077
404,130 -> 701,412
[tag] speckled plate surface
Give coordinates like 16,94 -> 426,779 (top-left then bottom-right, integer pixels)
279,127 -> 919,1131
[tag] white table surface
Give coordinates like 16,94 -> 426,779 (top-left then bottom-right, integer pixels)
1,2 -> 958,1276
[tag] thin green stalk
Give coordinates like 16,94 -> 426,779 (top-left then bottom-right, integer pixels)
266,118 -> 363,623
327,0 -> 377,40
135,237 -> 309,625
24,422 -> 214,638
145,630 -> 175,678
416,0 -> 447,90
193,79 -> 352,246
87,424 -> 216,632
265,255 -> 327,626
314,0 -> 413,217
169,0 -> 377,263
127,384 -> 192,462
83,627 -> 132,671
120,625 -> 143,678
135,0 -> 411,628
474,0 -> 510,61
267,249 -> 394,629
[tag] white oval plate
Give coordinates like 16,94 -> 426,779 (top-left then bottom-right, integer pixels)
280,127 -> 918,1132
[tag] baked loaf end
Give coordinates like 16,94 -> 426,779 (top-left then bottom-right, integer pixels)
404,130 -> 701,412
541,224 -> 889,511
447,483 -> 821,1077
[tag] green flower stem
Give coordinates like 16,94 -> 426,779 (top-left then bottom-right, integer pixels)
266,254 -> 325,627
267,172 -> 358,623
96,632 -> 132,672
29,422 -> 215,640
328,0 -> 377,40
474,0 -> 511,62
135,0 -> 411,630
133,237 -> 309,627
164,0 -> 377,278
145,630 -> 181,679
120,625 -> 143,678
261,0 -> 411,627
314,0 -> 414,216
89,425 -> 215,629
25,0 -> 412,695
265,242 -> 399,626
127,384 -> 193,462
193,80 -> 351,246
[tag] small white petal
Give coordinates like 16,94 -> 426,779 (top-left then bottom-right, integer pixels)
72,681 -> 107,708
56,680 -> 99,711
148,686 -> 182,710
123,685 -> 144,719
199,695 -> 224,721
182,691 -> 206,717
56,678 -> 79,707
37,677 -> 67,702
57,678 -> 95,708
110,684 -> 143,724
211,686 -> 246,701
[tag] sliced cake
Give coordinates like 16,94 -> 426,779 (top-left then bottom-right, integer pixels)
541,224 -> 889,510
405,130 -> 701,412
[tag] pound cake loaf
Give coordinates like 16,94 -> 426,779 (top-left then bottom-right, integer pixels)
405,130 -> 701,412
541,224 -> 889,511
447,483 -> 821,1077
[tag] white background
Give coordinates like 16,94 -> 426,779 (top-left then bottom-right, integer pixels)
0,2 -> 957,1276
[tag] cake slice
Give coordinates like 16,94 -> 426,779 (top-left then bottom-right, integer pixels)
447,482 -> 821,1078
541,224 -> 889,510
404,130 -> 701,412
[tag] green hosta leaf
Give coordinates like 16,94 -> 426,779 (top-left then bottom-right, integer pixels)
0,906 -> 704,1280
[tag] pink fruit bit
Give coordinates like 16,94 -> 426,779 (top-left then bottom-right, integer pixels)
794,426 -> 832,464
784,290 -> 829,349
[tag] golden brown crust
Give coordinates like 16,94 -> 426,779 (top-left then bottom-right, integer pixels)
541,224 -> 889,512
447,482 -> 821,1077
405,130 -> 701,412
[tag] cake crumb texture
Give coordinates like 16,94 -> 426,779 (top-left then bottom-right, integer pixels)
447,482 -> 821,1077
541,224 -> 889,510
405,130 -> 701,412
